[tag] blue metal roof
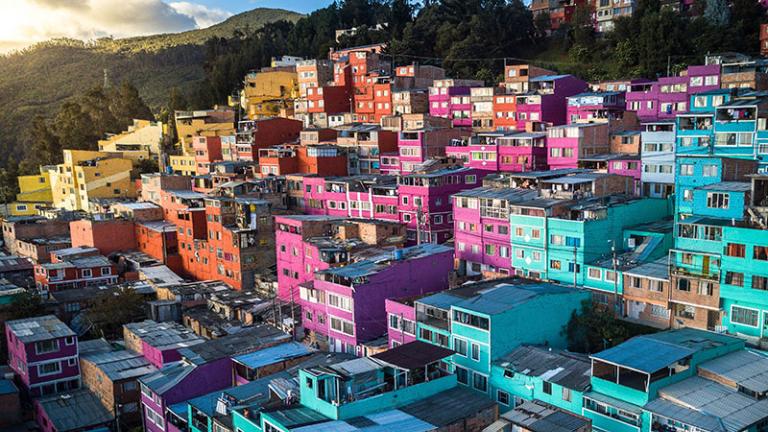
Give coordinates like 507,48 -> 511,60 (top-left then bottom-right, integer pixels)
417,291 -> 463,310
592,336 -> 696,373
233,342 -> 311,369
530,74 -> 570,82
188,375 -> 276,417
452,283 -> 579,315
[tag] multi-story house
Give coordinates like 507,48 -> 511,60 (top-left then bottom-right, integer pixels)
34,254 -> 117,292
710,95 -> 768,172
49,149 -> 136,212
453,187 -> 539,277
583,329 -> 758,432
720,56 -> 768,90
392,88 -> 428,115
174,109 -> 235,157
395,127 -> 470,174
123,320 -> 205,368
625,64 -> 721,121
97,119 -> 164,163
515,74 -> 588,131
428,78 -> 484,127
414,279 -> 590,397
501,64 -> 556,94
335,124 -> 398,174
446,132 -> 548,172
241,68 -> 299,119
258,145 -> 349,177
6,315 -> 80,397
296,59 -> 332,97
610,130 -> 641,155
233,117 -> 303,162
274,215 -> 405,303
139,326 -> 289,432
398,167 -> 485,243
237,342 -> 497,431
641,120 -> 677,198
9,168 -> 54,216
547,123 -> 610,170
471,87 -> 502,131
493,91 -> 518,131
566,91 -> 627,124
509,195 -> 670,286
80,348 -> 158,426
299,243 -> 452,355
622,258 -> 673,329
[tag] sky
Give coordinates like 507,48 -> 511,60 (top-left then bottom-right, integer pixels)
0,0 -> 334,53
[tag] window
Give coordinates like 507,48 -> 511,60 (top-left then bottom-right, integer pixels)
471,343 -> 480,361
543,381 -> 552,395
702,164 -> 718,177
465,175 -> 477,184
677,278 -> 691,292
706,192 -> 729,209
550,235 -> 564,245
680,164 -> 694,176
752,275 -> 768,291
731,305 -> 758,327
35,340 -> 59,355
454,311 -> 489,330
725,243 -> 746,258
515,227 -> 524,237
531,229 -> 541,239
550,260 -> 562,270
588,268 -> 602,280
328,293 -> 353,311
725,271 -> 744,287
754,245 -> 768,261
38,361 -> 61,377
454,338 -> 468,356
67,358 -> 76,367
145,407 -> 165,429
81,269 -> 92,278
473,373 -> 488,392
456,366 -> 469,385
497,390 -> 510,406
122,381 -> 137,392
698,281 -> 714,296
562,387 -> 572,402
329,316 -> 354,336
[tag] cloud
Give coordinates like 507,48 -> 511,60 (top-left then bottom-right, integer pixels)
170,2 -> 233,28
0,0 -> 233,53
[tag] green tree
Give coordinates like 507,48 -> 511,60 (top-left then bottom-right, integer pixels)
108,81 -> 155,130
54,101 -> 98,151
704,0 -> 730,27
7,292 -> 46,320
87,289 -> 146,339
21,115 -> 62,174
563,300 -> 658,353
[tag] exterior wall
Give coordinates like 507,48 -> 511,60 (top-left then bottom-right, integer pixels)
547,124 -> 610,170
2,219 -> 71,257
6,329 -> 79,397
384,299 -> 416,348
70,219 -> 137,256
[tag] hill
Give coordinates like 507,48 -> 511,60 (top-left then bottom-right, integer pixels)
0,8 -> 303,166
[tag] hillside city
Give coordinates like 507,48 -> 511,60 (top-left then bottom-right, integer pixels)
2,2 -> 768,432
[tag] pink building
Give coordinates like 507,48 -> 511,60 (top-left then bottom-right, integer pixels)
384,297 -> 418,348
453,187 -> 538,277
123,320 -> 205,369
192,136 -> 223,175
396,127 -> 470,174
626,64 -> 721,121
298,243 -> 453,355
6,315 -> 80,398
546,123 -> 610,170
607,155 -> 642,195
514,74 -> 588,130
398,167 -> 486,243
274,215 -> 406,303
428,79 -> 483,127
445,132 -> 548,172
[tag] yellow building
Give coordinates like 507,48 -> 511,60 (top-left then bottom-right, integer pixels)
168,155 -> 196,176
98,119 -> 164,162
50,150 -> 136,212
8,168 -> 54,216
241,70 -> 299,119
175,109 -> 235,156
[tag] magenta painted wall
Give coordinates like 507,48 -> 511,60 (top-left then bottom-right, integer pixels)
385,299 -> 416,347
6,326 -> 79,396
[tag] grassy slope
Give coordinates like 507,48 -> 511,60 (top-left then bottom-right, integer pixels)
0,8 -> 302,162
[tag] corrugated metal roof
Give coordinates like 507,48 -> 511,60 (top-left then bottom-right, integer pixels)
696,181 -> 752,192
319,243 -> 451,279
452,283 -> 582,316
37,389 -> 113,431
644,398 -> 726,432
656,375 -> 768,432
7,315 -> 75,343
293,410 -> 434,432
495,345 -> 591,391
399,386 -> 497,427
81,350 -> 157,381
698,350 -> 768,394
501,400 -> 592,432
453,187 -> 538,202
624,258 -> 669,281
530,74 -> 570,82
233,342 -> 311,369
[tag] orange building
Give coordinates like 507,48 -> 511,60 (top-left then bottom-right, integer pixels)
134,220 -> 183,275
493,92 -> 518,131
70,218 -> 137,257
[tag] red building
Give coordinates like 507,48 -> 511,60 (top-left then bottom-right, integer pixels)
259,145 -> 349,177
493,92 -> 518,131
135,220 -> 183,275
235,117 -> 303,162
193,136 -> 224,175
34,255 -> 117,292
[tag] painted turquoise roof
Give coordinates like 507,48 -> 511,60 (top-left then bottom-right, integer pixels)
233,342 -> 311,369
452,283 -> 581,316
592,337 -> 695,373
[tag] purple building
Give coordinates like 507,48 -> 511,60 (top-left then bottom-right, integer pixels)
626,64 -> 721,121
566,91 -> 627,124
608,155 -> 642,195
515,74 -> 588,130
139,325 -> 289,432
5,315 -> 80,398
428,79 -> 483,127
299,243 -> 453,355
123,320 -> 205,369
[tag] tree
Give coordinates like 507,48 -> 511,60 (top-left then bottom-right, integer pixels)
21,115 -> 62,174
704,0 -> 730,27
87,289 -> 146,339
108,81 -> 154,130
6,292 -> 46,320
563,300 -> 657,353
53,101 -> 98,151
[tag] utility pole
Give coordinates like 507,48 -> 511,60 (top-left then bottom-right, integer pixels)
612,242 -> 619,316
416,207 -> 423,245
400,312 -> 405,345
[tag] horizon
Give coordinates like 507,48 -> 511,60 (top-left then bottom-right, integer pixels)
0,0 -> 335,54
